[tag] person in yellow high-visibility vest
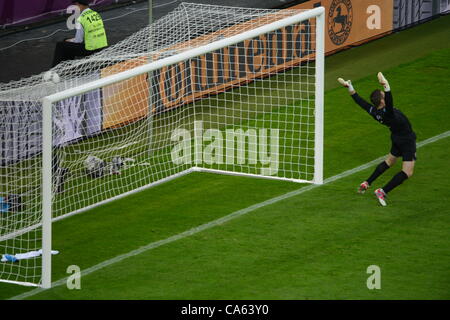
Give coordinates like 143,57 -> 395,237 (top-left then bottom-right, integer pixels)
52,0 -> 108,67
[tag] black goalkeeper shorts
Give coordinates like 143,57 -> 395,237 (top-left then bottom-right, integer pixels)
390,133 -> 417,161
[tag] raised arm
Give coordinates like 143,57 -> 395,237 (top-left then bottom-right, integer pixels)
351,92 -> 374,113
337,78 -> 373,113
378,72 -> 393,115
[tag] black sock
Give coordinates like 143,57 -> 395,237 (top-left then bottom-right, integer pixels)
383,171 -> 409,194
367,161 -> 390,185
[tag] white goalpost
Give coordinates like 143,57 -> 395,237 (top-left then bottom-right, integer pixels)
0,3 -> 324,288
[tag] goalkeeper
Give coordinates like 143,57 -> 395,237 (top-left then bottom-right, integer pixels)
338,73 -> 416,206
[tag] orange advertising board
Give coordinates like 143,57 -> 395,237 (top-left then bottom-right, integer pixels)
101,57 -> 149,129
291,0 -> 393,53
153,22 -> 315,112
100,1 -> 394,127
148,10 -> 318,113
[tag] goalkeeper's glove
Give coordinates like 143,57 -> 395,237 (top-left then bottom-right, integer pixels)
377,72 -> 390,92
337,78 -> 355,94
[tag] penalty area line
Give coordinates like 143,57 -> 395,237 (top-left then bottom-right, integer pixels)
9,130 -> 450,300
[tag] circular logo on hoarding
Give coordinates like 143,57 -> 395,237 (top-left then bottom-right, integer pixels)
328,0 -> 353,45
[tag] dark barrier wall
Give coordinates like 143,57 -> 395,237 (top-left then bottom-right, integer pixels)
0,0 -> 130,27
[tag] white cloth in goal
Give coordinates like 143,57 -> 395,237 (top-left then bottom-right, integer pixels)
0,3 -> 324,287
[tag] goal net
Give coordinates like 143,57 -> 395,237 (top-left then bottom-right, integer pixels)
0,3 -> 324,287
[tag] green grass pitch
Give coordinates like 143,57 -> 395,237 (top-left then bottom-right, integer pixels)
1,14 -> 450,299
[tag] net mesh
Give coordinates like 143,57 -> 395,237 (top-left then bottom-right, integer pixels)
0,2 -> 319,286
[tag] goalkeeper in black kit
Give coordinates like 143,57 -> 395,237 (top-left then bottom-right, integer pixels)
338,73 -> 416,206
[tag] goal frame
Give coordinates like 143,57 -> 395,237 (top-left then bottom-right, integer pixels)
40,6 -> 325,288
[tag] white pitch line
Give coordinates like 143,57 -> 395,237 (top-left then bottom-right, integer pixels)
9,130 -> 450,300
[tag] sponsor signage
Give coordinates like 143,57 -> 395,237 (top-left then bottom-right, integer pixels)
101,57 -> 149,129
0,87 -> 102,164
150,21 -> 315,112
103,0 -> 394,122
102,12 -> 316,116
394,0 -> 446,29
0,101 -> 42,163
290,0 -> 394,53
